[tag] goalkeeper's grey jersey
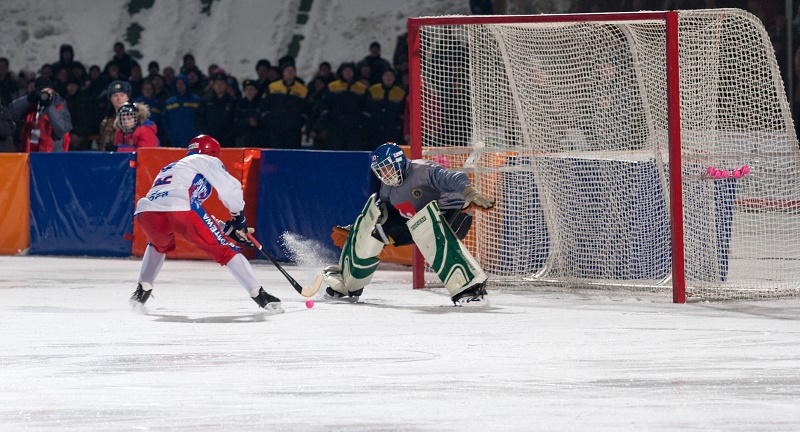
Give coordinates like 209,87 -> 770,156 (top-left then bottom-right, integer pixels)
379,159 -> 470,219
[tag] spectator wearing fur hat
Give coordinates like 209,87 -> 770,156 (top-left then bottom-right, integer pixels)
113,101 -> 158,152
9,76 -> 72,152
98,80 -> 132,151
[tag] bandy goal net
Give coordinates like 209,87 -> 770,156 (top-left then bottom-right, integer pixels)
407,9 -> 800,302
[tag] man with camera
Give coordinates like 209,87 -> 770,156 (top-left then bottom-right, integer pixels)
9,76 -> 72,152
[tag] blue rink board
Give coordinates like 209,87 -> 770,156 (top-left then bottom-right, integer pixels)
29,152 -> 135,256
256,150 -> 375,261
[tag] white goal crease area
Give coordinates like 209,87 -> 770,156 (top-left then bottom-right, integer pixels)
407,8 -> 800,302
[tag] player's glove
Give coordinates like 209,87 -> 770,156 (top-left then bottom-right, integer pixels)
461,186 -> 495,210
376,199 -> 389,225
224,212 -> 254,248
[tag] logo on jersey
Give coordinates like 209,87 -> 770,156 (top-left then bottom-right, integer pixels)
202,212 -> 230,246
188,174 -> 210,204
154,175 -> 172,186
394,201 -> 416,219
147,190 -> 169,201
412,188 -> 423,199
410,215 -> 427,231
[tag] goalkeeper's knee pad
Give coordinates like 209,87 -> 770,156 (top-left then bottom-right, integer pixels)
408,200 -> 487,297
331,194 -> 386,294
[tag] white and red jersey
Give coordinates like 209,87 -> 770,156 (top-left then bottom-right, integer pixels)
135,153 -> 244,215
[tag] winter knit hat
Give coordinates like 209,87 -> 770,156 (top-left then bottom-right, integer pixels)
34,76 -> 52,90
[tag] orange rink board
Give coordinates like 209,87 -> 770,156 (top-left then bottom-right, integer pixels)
132,148 -> 261,260
0,154 -> 30,254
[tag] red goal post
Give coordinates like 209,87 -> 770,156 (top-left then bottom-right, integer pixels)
407,9 -> 800,302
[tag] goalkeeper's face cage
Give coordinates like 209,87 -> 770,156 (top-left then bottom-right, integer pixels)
118,102 -> 139,134
371,142 -> 406,186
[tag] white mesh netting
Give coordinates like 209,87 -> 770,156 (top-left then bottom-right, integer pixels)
413,9 -> 800,300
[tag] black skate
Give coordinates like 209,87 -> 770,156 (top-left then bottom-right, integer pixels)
324,286 -> 363,303
130,282 -> 152,307
451,282 -> 488,307
252,287 -> 283,314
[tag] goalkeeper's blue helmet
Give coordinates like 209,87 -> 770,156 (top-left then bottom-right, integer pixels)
371,142 -> 407,186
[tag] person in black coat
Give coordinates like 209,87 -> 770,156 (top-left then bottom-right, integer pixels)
234,79 -> 266,148
0,100 -> 15,152
103,42 -> 137,80
196,72 -> 237,148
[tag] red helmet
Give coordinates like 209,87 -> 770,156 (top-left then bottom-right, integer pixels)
187,134 -> 221,157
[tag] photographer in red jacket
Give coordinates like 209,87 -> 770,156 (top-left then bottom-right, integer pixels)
9,76 -> 72,152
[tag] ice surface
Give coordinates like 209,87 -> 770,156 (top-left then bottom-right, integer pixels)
1,255 -> 800,431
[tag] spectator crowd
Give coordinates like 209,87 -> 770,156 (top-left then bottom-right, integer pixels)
0,39 -> 407,153
1,0 -> 798,154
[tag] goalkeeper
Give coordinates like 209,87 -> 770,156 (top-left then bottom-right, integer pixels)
324,142 -> 495,305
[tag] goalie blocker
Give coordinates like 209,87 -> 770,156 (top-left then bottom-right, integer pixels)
324,194 -> 488,305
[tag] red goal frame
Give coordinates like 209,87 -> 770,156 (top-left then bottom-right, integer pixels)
407,12 -> 687,303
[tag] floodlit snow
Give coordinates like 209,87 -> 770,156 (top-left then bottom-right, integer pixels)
1,255 -> 800,431
0,0 -> 468,81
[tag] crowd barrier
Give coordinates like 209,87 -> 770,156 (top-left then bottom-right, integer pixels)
0,149 -> 415,266
29,153 -> 135,256
0,154 -> 30,255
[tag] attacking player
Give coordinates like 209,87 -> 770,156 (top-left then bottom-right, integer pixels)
129,134 -> 282,313
323,142 -> 495,306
